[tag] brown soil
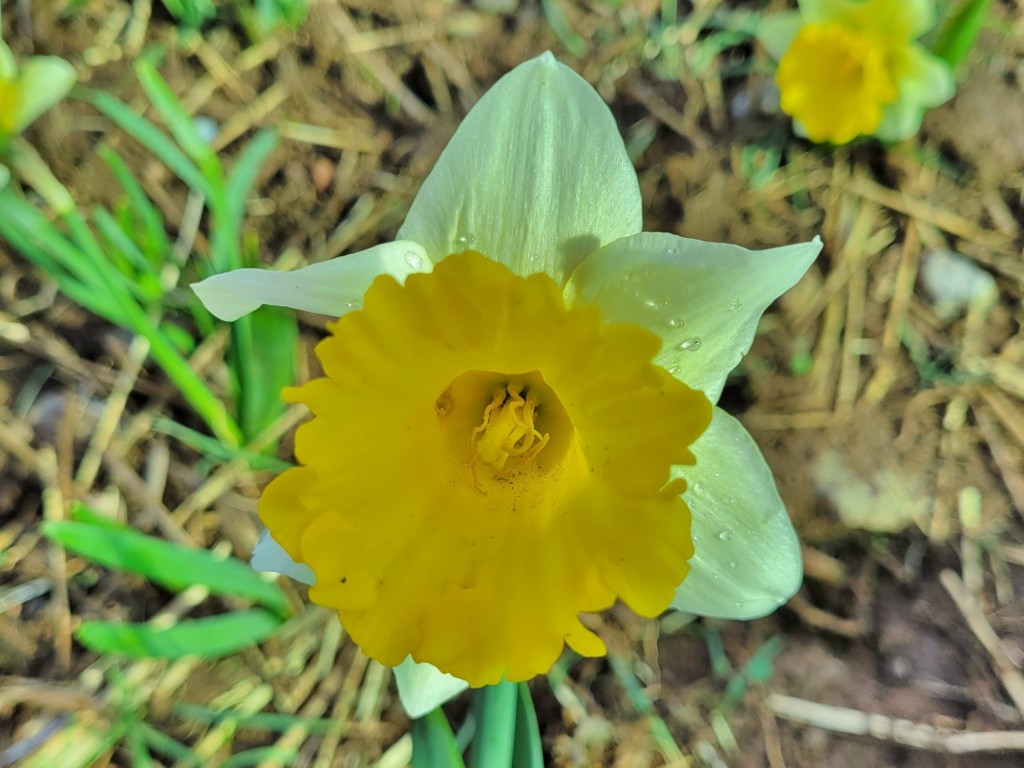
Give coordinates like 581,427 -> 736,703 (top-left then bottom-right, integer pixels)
3,1 -> 1024,767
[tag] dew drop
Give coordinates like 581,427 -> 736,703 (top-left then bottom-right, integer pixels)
728,561 -> 737,569
677,337 -> 702,352
404,251 -> 423,270
734,600 -> 744,608
455,233 -> 477,248
711,573 -> 720,581
667,365 -> 680,375
343,300 -> 357,310
718,530 -> 733,542
728,298 -> 742,312
692,482 -> 704,495
668,317 -> 685,328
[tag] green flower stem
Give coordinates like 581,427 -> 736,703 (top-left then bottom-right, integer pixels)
7,137 -> 74,213
469,681 -> 518,768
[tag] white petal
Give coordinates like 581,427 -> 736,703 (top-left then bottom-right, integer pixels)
393,656 -> 469,718
13,57 -> 76,133
0,40 -> 16,80
397,52 -> 641,284
566,232 -> 821,404
251,530 -> 315,585
875,45 -> 954,142
757,12 -> 802,59
799,0 -> 934,37
671,408 -> 802,619
191,241 -> 432,321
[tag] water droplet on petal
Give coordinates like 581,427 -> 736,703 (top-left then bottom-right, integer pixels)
667,365 -> 680,375
718,530 -> 733,542
668,317 -> 685,328
729,298 -> 742,312
678,337 -> 702,352
692,482 -> 704,495
404,251 -> 423,270
734,600 -> 744,608
455,233 -> 476,248
728,561 -> 737,569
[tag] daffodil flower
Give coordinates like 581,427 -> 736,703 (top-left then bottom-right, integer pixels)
759,0 -> 954,144
0,38 -> 75,188
0,38 -> 76,142
193,53 -> 820,717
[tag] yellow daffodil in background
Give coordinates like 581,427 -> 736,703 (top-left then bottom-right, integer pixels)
0,37 -> 75,142
759,0 -> 955,144
0,37 -> 75,189
194,53 -> 821,717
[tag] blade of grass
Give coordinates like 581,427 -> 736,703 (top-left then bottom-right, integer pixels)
91,206 -> 164,302
540,0 -> 587,57
77,609 -> 282,659
230,306 -> 297,443
150,416 -> 290,472
933,0 -> 992,68
138,723 -> 202,766
99,146 -> 172,262
172,704 -> 340,734
225,129 -> 278,229
84,89 -> 211,197
0,192 -> 120,297
134,59 -> 222,184
123,720 -> 154,768
43,517 -> 289,618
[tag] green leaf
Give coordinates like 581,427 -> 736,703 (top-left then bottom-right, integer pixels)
99,146 -> 171,263
69,502 -> 126,529
135,59 -> 218,174
84,89 -> 211,197
225,129 -> 278,228
932,0 -> 991,68
43,517 -> 290,618
150,416 -> 290,472
412,709 -> 465,768
469,681 -> 517,768
76,609 -> 282,659
159,0 -> 217,27
511,684 -> 543,768
230,305 -> 298,444
540,0 -> 587,57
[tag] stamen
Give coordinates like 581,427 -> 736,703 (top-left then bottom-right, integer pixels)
471,383 -> 550,483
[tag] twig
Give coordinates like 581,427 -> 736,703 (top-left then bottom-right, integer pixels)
940,569 -> 1024,719
769,693 -> 1024,753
